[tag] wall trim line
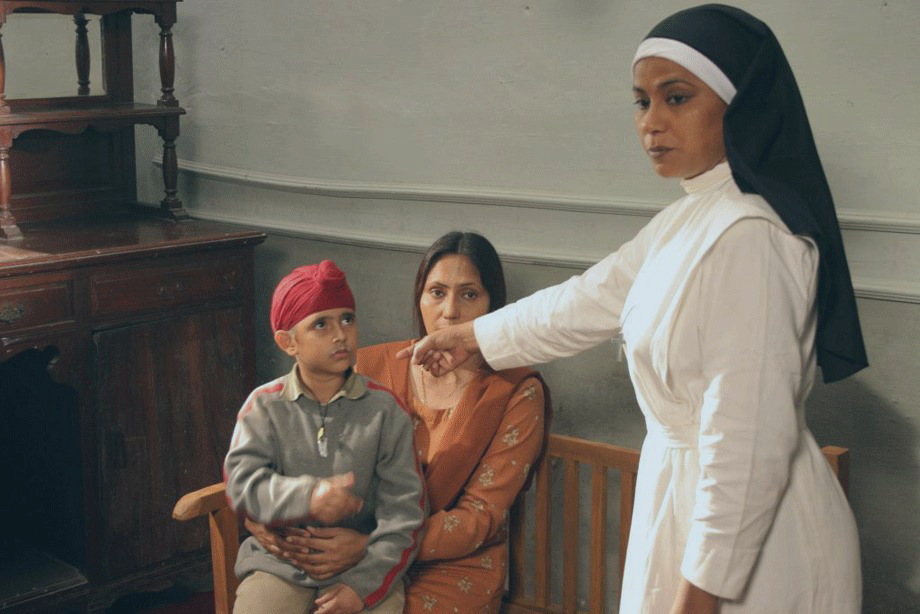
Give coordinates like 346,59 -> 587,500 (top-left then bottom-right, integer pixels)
156,156 -> 920,233
188,209 -> 920,305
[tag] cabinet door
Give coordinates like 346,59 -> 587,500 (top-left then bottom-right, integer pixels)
93,306 -> 250,579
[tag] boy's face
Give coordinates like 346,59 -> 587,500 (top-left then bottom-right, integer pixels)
274,307 -> 358,382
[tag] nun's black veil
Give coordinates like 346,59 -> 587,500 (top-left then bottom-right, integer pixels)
643,4 -> 868,383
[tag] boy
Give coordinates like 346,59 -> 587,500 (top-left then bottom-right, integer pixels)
225,260 -> 426,614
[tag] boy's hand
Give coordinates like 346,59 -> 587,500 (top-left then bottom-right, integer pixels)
310,472 -> 363,525
314,583 -> 364,614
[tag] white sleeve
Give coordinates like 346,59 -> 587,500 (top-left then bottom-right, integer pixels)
475,225 -> 653,371
680,219 -> 819,599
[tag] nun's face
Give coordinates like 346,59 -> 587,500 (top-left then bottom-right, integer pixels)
632,57 -> 727,180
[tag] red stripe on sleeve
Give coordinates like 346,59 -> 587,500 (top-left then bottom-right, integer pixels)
363,380 -> 429,607
223,381 -> 285,512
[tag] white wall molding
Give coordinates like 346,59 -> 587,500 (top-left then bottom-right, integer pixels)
156,157 -> 920,303
185,209 -> 602,269
158,156 -> 920,233
189,208 -> 920,305
156,156 -> 664,218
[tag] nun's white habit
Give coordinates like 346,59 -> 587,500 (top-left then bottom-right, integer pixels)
475,162 -> 861,612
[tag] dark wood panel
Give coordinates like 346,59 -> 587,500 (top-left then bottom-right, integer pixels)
9,128 -> 129,223
90,253 -> 246,318
92,306 -> 249,579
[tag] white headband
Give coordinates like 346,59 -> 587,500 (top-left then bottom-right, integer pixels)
632,37 -> 736,104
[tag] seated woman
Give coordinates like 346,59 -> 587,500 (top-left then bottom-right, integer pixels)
247,231 -> 552,613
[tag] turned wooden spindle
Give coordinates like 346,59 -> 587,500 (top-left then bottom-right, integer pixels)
158,122 -> 186,218
160,134 -> 179,208
0,25 -> 9,115
0,144 -> 22,240
74,14 -> 90,95
157,17 -> 177,106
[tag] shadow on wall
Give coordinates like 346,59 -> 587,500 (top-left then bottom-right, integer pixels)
252,241 -> 289,379
808,377 -> 920,612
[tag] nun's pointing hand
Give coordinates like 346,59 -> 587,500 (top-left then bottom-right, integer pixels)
396,321 -> 480,376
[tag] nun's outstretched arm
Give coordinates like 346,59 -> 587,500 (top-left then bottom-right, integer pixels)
398,321 -> 478,376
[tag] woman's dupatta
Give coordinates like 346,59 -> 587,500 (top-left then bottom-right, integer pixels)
356,340 -> 551,513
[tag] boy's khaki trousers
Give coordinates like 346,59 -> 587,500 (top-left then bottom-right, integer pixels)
234,570 -> 405,614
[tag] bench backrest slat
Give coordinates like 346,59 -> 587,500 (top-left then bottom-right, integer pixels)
533,456 -> 552,605
563,458 -> 580,612
589,466 -> 609,614
503,434 -> 849,613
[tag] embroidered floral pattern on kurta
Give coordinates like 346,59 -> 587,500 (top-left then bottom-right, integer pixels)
356,341 -> 550,614
443,515 -> 460,533
404,378 -> 544,612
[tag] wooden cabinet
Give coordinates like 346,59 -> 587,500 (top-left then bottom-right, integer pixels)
1,224 -> 265,612
0,2 -> 266,611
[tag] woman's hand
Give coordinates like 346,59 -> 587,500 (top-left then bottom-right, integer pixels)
670,578 -> 719,614
245,522 -> 368,579
244,518 -> 303,560
286,526 -> 369,580
396,321 -> 479,376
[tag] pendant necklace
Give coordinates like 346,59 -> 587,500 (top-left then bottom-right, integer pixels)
316,403 -> 330,457
418,366 -> 466,411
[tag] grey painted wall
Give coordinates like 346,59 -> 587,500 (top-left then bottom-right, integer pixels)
11,0 -> 916,610
134,1 -> 918,610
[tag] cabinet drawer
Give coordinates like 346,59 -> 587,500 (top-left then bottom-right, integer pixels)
91,256 -> 246,318
0,281 -> 74,332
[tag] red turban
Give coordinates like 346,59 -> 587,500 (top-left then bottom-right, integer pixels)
270,260 -> 355,332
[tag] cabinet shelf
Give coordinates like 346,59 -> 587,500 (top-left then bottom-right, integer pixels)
0,212 -> 266,277
1,1 -> 179,19
2,101 -> 185,126
0,543 -> 88,612
1,101 -> 185,136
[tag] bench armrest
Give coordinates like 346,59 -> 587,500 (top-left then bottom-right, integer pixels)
172,482 -> 229,520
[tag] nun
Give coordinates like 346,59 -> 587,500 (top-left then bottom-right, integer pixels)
403,4 -> 865,613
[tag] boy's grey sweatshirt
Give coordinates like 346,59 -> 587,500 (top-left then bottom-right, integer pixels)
224,367 -> 427,608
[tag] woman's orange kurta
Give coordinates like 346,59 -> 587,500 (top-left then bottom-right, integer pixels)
356,341 -> 550,613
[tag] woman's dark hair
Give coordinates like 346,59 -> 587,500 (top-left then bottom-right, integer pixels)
413,231 -> 506,338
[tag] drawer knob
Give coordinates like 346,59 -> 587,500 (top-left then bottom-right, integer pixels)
0,303 -> 25,324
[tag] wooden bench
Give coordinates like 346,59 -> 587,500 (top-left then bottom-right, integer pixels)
172,435 -> 849,614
